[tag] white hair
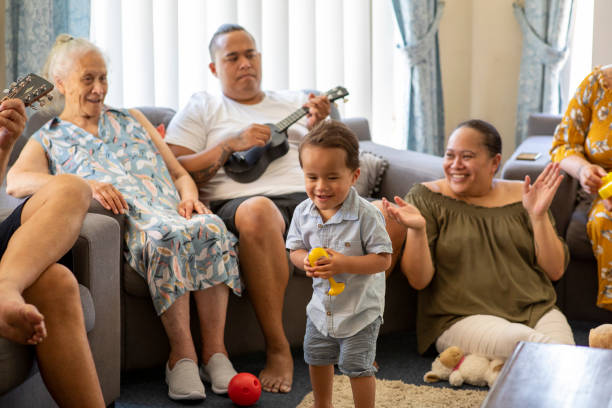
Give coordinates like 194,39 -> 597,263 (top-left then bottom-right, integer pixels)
41,34 -> 107,114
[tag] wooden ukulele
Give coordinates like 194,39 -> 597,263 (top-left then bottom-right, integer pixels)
1,73 -> 54,108
224,86 -> 349,183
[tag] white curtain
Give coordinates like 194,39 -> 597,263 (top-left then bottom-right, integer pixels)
90,0 -> 403,148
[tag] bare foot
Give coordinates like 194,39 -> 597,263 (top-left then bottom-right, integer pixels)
259,346 -> 293,393
0,294 -> 46,344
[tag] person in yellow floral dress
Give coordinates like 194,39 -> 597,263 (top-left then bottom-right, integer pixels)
550,65 -> 612,311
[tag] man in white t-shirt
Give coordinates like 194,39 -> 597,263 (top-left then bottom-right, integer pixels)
165,24 -> 330,394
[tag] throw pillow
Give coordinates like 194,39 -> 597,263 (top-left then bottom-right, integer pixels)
156,123 -> 166,138
354,151 -> 388,198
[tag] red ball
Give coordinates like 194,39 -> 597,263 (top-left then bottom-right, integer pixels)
228,372 -> 261,406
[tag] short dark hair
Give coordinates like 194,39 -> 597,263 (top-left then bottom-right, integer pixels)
299,120 -> 360,170
455,119 -> 502,157
208,23 -> 256,61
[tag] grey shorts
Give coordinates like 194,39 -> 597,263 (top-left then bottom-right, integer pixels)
303,316 -> 381,378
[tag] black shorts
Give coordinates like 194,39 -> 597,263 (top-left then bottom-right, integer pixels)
0,197 -> 72,268
209,192 -> 308,238
0,198 -> 30,259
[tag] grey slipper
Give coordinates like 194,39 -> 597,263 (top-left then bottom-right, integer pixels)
165,358 -> 206,400
199,353 -> 238,394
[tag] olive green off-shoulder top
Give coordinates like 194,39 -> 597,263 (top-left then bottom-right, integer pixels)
405,184 -> 567,354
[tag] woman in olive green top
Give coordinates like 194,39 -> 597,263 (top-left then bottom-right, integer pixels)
381,119 -> 575,358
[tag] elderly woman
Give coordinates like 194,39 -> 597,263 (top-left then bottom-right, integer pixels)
550,65 -> 612,312
7,35 -> 242,401
380,119 -> 575,359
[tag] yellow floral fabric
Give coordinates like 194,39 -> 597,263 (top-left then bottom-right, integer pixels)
550,66 -> 612,311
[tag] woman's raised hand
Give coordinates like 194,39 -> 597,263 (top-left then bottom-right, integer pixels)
382,196 -> 426,230
522,162 -> 564,218
88,180 -> 128,214
178,198 -> 211,219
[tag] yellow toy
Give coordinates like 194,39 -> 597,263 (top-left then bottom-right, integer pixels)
308,247 -> 345,296
598,173 -> 612,199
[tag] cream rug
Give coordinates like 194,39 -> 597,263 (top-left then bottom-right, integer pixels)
297,375 -> 488,408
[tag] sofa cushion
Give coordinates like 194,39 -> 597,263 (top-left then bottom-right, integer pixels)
133,106 -> 176,129
0,337 -> 33,394
359,141 -> 444,199
355,151 -> 388,198
0,283 -> 95,394
565,191 -> 596,261
123,262 -> 150,298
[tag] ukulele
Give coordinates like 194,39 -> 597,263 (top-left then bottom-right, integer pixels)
1,73 -> 54,108
224,86 -> 349,183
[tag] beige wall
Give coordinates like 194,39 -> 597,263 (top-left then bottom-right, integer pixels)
439,0 -> 522,163
593,0 -> 612,68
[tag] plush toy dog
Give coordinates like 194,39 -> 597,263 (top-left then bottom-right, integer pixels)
424,346 -> 504,388
589,324 -> 612,349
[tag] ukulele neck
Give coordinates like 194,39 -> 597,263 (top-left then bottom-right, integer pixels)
273,90 -> 337,133
274,107 -> 309,133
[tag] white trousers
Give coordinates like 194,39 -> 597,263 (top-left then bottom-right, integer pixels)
435,309 -> 575,360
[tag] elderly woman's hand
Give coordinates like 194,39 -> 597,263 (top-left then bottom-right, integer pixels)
578,163 -> 607,194
178,198 -> 211,219
382,196 -> 426,230
522,162 -> 564,218
88,180 -> 128,214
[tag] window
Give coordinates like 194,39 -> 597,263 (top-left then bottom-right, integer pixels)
563,0 -> 594,107
90,0 -> 406,148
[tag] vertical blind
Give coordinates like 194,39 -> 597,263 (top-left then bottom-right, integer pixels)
90,0 -> 404,148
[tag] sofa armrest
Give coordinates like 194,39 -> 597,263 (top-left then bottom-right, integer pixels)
527,113 -> 563,137
71,213 -> 121,404
342,117 -> 372,141
501,136 -> 578,236
359,141 -> 444,199
87,199 -> 126,241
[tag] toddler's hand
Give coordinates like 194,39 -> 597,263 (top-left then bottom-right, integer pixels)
308,248 -> 347,279
303,255 -> 317,278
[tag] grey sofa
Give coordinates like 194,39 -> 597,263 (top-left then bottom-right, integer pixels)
0,198 -> 121,405
1,105 -> 430,378
7,104 -> 605,403
92,108 -> 446,371
12,106 -> 444,372
4,107 -> 442,380
501,113 -> 612,323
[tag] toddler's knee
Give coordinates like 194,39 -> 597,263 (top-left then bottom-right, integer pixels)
338,356 -> 377,378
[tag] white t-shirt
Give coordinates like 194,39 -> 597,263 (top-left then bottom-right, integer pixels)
165,90 -> 310,202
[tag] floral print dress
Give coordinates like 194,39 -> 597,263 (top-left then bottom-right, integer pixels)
550,66 -> 612,311
33,107 -> 243,315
